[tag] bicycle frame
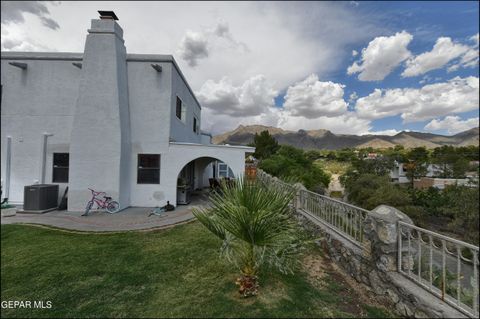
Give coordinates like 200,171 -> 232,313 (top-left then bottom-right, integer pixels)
88,189 -> 111,209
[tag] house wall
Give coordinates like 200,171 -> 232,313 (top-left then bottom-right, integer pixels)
127,61 -> 172,207
1,57 -> 81,204
169,66 -> 202,143
68,19 -> 131,211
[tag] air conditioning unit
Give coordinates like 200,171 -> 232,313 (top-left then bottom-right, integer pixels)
23,184 -> 59,211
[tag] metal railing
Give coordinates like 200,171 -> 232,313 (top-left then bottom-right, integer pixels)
258,169 -> 479,317
256,170 -> 298,198
297,189 -> 369,247
257,169 -> 368,247
398,221 -> 479,318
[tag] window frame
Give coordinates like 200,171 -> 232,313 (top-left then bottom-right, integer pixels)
137,154 -> 161,184
176,96 -> 187,123
193,116 -> 199,134
52,153 -> 69,183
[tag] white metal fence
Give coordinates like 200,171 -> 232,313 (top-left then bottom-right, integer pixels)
398,221 -> 479,318
257,169 -> 480,317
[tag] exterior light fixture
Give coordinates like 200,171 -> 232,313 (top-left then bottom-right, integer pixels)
151,64 -> 162,72
8,62 -> 27,70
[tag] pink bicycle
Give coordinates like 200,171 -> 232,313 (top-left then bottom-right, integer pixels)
82,188 -> 120,216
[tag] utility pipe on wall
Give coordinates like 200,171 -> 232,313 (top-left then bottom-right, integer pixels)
40,133 -> 54,184
4,136 -> 12,198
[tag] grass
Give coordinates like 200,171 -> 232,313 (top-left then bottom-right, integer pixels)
314,160 -> 351,175
1,222 -> 393,318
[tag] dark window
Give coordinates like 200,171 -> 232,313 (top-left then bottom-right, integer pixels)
193,117 -> 197,133
53,153 -> 69,183
176,96 -> 182,120
137,154 -> 160,184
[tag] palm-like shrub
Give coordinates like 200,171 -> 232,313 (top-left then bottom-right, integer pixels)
193,177 -> 303,297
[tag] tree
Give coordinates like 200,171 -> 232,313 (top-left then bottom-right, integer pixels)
405,147 -> 429,188
260,145 -> 330,191
431,145 -> 457,178
193,178 -> 303,297
252,130 -> 279,160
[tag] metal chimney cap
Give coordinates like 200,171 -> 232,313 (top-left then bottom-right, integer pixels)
98,10 -> 118,20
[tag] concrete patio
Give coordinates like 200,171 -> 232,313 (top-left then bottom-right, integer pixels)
1,194 -> 210,232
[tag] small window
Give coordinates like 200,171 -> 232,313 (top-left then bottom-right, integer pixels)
218,163 -> 229,178
137,154 -> 160,184
176,96 -> 182,120
53,153 -> 69,183
193,117 -> 198,133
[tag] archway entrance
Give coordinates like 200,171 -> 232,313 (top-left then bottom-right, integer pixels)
176,156 -> 235,205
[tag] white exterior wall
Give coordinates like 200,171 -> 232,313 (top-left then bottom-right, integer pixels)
127,60 -> 172,206
68,19 -> 131,211
1,57 -> 81,204
169,66 -> 202,143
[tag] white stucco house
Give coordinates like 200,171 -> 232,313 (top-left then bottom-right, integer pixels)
1,12 -> 254,211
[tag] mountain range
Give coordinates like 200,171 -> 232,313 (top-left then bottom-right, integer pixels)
212,125 -> 480,150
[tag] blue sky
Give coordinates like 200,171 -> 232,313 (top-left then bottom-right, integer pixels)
1,1 -> 479,135
273,1 -> 479,135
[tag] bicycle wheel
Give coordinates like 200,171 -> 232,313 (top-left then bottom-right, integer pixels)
106,201 -> 120,213
83,201 -> 93,216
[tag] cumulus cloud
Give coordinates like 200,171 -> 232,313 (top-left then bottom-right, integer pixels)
352,49 -> 358,57
177,20 -> 248,67
361,129 -> 401,136
347,31 -> 413,81
177,31 -> 209,67
425,116 -> 479,134
199,72 -> 373,135
277,111 -> 371,135
1,1 -> 59,29
402,36 -> 478,77
283,74 -> 348,117
355,76 -> 479,122
196,75 -> 277,117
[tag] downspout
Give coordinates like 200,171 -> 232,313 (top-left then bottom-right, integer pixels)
4,136 -> 12,198
40,133 -> 54,184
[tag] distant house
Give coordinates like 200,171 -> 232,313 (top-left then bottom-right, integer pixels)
1,12 -> 254,211
413,177 -> 477,190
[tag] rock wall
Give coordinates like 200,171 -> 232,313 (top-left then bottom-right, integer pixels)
294,206 -> 467,318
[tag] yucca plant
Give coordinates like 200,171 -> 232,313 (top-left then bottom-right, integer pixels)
193,177 -> 303,297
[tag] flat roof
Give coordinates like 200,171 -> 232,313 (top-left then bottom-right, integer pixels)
170,142 -> 255,152
1,52 -> 202,109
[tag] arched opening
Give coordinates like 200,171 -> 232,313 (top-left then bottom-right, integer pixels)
176,156 -> 236,205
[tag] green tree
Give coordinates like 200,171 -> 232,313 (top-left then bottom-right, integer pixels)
252,130 -> 279,160
260,145 -> 330,191
441,185 -> 480,244
452,158 -> 470,178
405,147 -> 429,188
431,145 -> 457,178
193,178 -> 303,296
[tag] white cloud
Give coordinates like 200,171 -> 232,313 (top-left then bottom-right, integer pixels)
355,76 -> 479,122
196,75 -> 277,117
361,129 -> 401,136
177,21 -> 249,67
277,111 -> 371,135
349,92 -> 358,102
1,1 -> 59,29
352,49 -> 358,57
177,30 -> 209,67
347,31 -> 413,81
283,74 -> 348,117
402,36 -> 477,77
425,116 -> 479,134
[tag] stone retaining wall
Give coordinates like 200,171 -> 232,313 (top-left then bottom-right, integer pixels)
294,206 -> 466,318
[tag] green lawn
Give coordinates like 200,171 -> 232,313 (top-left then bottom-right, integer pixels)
314,160 -> 351,175
1,222 -> 393,318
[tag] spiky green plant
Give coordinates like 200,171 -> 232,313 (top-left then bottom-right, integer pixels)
193,177 -> 303,297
